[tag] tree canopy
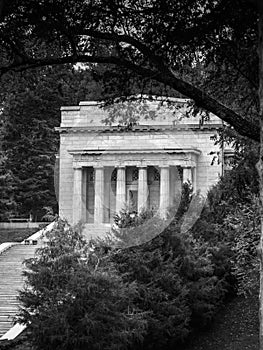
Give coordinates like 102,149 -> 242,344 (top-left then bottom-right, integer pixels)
0,65 -> 103,220
0,0 -> 261,142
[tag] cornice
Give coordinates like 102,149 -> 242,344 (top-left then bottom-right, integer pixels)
68,147 -> 201,156
55,124 -> 222,134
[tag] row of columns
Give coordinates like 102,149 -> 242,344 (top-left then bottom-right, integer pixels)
115,166 -> 149,213
73,165 -> 195,224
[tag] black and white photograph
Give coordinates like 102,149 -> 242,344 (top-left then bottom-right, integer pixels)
0,1 -> 261,349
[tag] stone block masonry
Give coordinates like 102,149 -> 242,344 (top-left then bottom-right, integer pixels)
57,98 -> 224,238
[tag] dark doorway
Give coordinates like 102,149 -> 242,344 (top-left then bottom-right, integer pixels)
129,190 -> 138,212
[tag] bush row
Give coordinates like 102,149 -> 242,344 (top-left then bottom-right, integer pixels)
19,150 -> 261,349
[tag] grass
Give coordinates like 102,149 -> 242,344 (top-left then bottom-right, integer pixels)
0,331 -> 32,350
0,228 -> 39,244
181,288 -> 259,350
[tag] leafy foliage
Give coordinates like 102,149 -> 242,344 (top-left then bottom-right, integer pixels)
224,198 -> 260,296
0,0 -> 260,141
192,146 -> 260,296
18,220 -> 147,350
100,184 -> 234,349
102,100 -> 158,127
18,146 -> 261,349
0,66 -> 103,221
18,183 -> 236,350
110,229 -> 231,350
0,155 -> 17,221
102,206 -> 166,248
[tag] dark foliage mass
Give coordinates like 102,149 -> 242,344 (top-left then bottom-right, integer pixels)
18,159 -> 260,350
0,1 -> 261,221
19,221 -> 147,350
0,0 -> 260,142
0,66 -> 103,221
0,0 -> 260,348
192,144 -> 260,295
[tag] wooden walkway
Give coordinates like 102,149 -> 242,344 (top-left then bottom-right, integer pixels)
0,244 -> 39,337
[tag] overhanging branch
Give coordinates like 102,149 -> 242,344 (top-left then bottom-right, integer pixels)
0,54 -> 124,75
0,52 -> 259,142
81,29 -> 168,71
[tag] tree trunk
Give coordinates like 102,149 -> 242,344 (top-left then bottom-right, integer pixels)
258,9 -> 263,350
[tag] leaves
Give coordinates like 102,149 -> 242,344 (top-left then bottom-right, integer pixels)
0,0 -> 260,141
0,65 -> 103,220
19,220 -> 147,350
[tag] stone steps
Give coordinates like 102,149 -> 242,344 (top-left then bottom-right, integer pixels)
0,244 -> 39,337
83,224 -> 111,240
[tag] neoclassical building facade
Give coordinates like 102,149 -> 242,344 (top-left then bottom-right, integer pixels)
57,98 -> 224,236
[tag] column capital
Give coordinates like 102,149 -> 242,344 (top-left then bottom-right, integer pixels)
73,165 -> 82,170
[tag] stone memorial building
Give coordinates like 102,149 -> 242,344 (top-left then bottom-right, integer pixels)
57,98 -> 224,237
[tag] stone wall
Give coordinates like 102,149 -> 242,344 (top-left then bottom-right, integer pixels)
57,99 -> 223,224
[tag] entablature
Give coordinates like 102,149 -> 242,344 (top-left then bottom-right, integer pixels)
69,148 -> 200,169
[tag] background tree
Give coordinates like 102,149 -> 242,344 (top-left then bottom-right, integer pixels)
0,0 -> 260,140
1,0 -> 263,346
19,220 -> 147,350
0,65 -> 103,220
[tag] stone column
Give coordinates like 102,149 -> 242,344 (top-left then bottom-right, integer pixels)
82,167 -> 87,223
94,166 -> 104,224
103,167 -> 112,223
183,167 -> 192,184
169,166 -> 176,206
159,166 -> 170,218
138,166 -> 148,212
116,167 -> 126,213
192,167 -> 197,192
73,166 -> 83,224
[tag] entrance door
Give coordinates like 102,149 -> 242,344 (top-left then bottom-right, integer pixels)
129,190 -> 138,212
86,167 -> 95,223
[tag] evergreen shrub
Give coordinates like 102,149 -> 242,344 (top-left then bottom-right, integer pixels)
19,173 -> 258,350
105,184 -> 234,349
18,220 -> 147,350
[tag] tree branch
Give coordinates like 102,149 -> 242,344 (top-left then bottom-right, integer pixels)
161,68 -> 259,142
0,55 -> 120,75
80,29 -> 168,71
0,0 -> 4,21
0,52 -> 259,142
